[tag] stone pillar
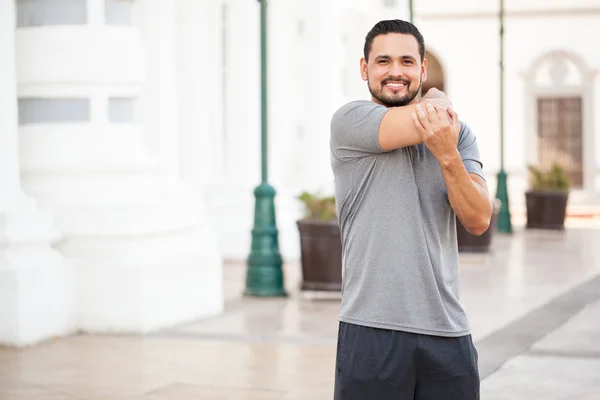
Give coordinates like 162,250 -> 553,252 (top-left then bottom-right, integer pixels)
266,0 -> 306,260
201,0 -> 262,260
16,0 -> 223,334
134,0 -> 181,189
175,0 -> 225,194
299,0 -> 344,193
0,0 -> 74,347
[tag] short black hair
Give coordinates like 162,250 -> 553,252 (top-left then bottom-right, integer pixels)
364,19 -> 425,63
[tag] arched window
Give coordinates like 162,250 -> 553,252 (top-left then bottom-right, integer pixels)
422,51 -> 444,95
525,51 -> 595,190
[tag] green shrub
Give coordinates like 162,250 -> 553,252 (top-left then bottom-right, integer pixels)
527,163 -> 571,192
297,191 -> 337,220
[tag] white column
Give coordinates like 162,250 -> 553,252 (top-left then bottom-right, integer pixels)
0,0 -> 74,347
299,0 -> 344,192
175,0 -> 225,193
340,8 -> 374,103
266,0 -> 306,260
201,0 -> 261,260
174,0 -> 246,258
134,0 -> 180,189
17,0 -> 223,334
222,0 -> 261,188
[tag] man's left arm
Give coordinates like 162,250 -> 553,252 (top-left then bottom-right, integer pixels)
412,103 -> 493,236
438,154 -> 493,236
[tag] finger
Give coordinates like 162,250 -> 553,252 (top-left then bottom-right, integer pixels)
411,112 -> 427,135
436,106 -> 448,126
451,110 -> 460,127
415,104 -> 429,126
445,106 -> 456,125
425,102 -> 439,123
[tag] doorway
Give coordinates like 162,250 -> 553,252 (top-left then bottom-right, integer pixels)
536,96 -> 584,188
422,51 -> 444,94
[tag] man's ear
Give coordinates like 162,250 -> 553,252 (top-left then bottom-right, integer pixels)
360,58 -> 368,81
421,58 -> 428,83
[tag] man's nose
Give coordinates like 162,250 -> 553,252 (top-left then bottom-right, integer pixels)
388,62 -> 406,77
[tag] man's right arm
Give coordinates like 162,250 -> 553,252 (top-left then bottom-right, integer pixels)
379,90 -> 453,151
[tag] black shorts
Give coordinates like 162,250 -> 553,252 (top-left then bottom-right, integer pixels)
334,321 -> 480,400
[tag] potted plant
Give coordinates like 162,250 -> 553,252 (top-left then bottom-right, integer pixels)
525,163 -> 571,230
296,192 -> 342,291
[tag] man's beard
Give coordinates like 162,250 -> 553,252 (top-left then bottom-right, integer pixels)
368,77 -> 422,107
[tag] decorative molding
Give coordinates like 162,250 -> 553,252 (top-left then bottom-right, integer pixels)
419,7 -> 600,20
522,50 -> 597,194
525,50 -> 593,82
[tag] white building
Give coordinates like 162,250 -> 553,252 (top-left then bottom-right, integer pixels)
1,0 -> 598,346
412,0 -> 600,215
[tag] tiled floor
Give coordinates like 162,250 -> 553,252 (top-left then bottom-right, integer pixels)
0,336 -> 335,399
174,222 -> 600,345
481,297 -> 600,399
1,221 -> 600,399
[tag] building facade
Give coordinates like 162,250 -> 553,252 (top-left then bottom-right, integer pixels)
1,0 -> 598,346
412,0 -> 600,213
1,0 -> 224,346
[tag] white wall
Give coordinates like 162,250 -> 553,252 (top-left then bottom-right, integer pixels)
0,0 -> 74,347
9,0 -> 224,337
418,10 -> 600,210
416,0 -> 599,15
212,1 -> 599,261
202,0 -> 260,261
176,0 -> 225,193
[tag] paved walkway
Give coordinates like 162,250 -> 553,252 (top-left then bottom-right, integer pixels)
2,220 -> 600,399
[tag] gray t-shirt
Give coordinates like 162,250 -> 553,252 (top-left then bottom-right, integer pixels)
330,100 -> 485,337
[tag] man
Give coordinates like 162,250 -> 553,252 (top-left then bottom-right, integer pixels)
329,19 -> 493,399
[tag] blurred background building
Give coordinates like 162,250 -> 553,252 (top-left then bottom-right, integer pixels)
1,0 -> 598,346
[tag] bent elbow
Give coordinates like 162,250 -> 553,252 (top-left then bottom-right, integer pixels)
466,216 -> 492,236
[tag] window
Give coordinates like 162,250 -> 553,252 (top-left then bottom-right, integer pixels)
108,98 -> 135,123
18,98 -> 90,124
105,0 -> 133,26
537,97 -> 583,188
16,0 -> 86,27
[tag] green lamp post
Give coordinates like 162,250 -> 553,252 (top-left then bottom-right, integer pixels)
495,0 -> 512,234
244,0 -> 287,297
409,0 -> 414,23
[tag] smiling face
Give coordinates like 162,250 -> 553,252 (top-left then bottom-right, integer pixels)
361,33 -> 428,108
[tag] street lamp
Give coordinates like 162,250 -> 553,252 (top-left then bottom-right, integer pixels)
244,0 -> 287,297
495,0 -> 512,233
409,0 -> 414,23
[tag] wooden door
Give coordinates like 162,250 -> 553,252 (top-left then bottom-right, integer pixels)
537,97 -> 583,188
